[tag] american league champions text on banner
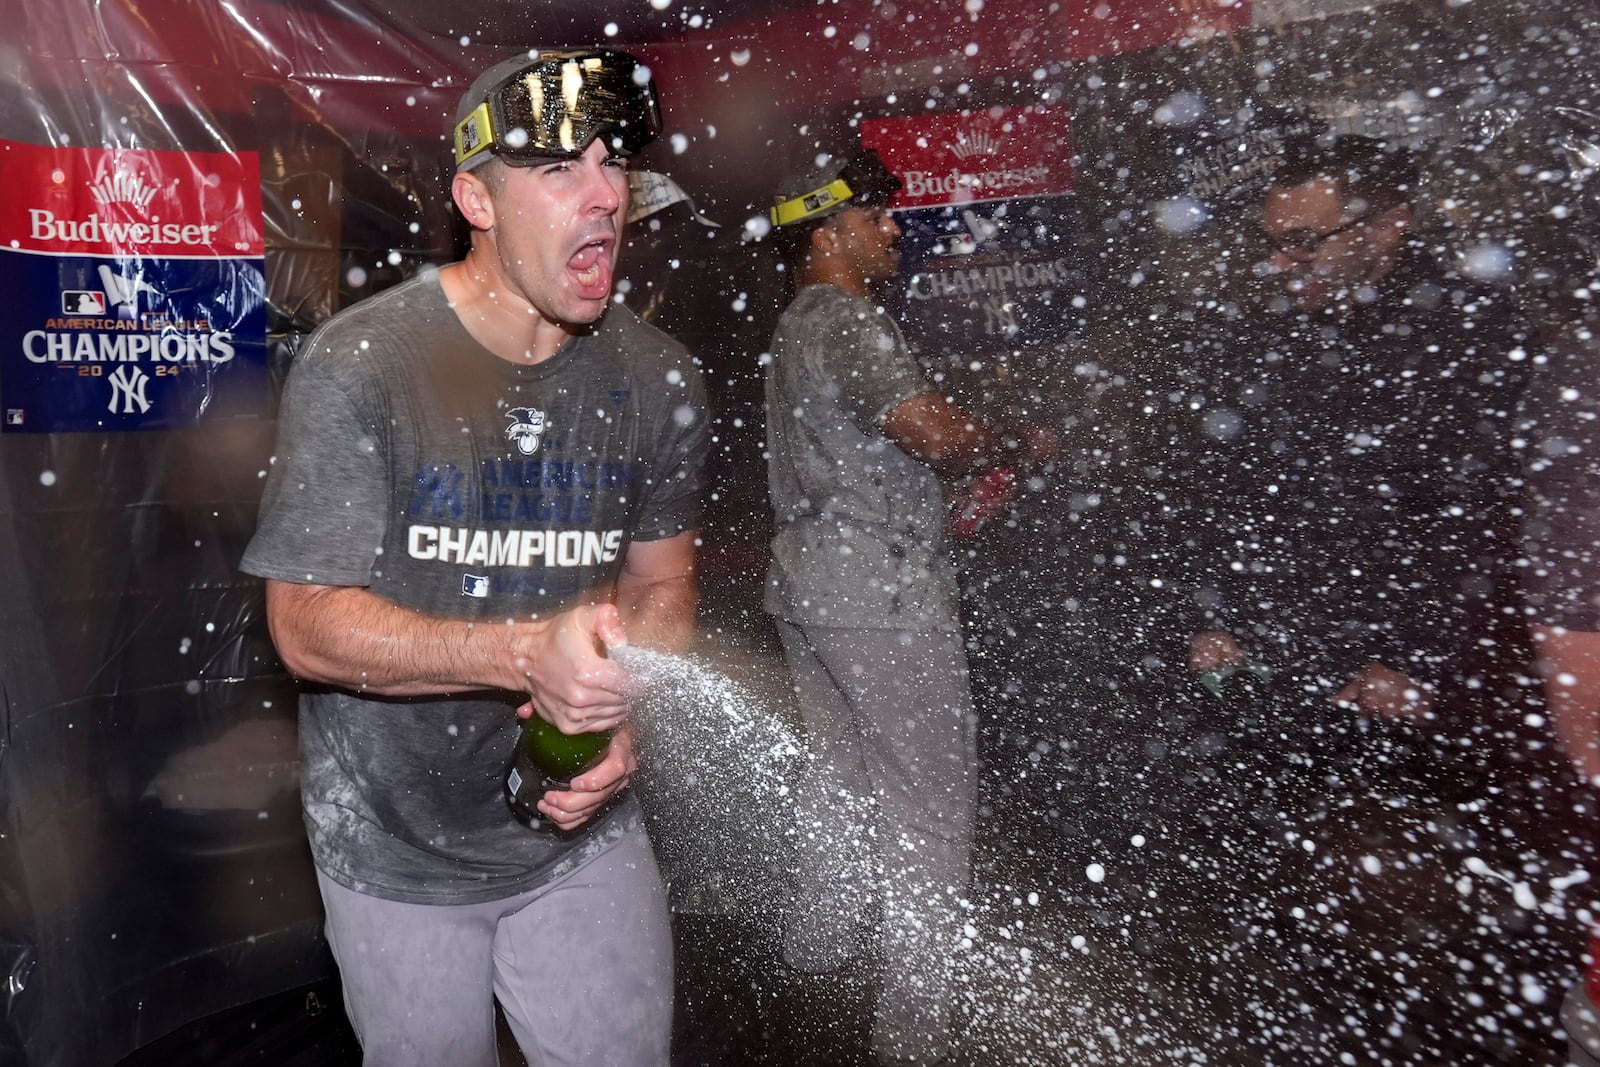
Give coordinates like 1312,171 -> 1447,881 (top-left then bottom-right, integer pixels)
0,139 -> 267,432
861,107 -> 1082,364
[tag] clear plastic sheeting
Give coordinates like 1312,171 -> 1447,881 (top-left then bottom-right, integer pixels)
0,2 -> 477,1063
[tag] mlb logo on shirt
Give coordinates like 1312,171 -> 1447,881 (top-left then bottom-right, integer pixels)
462,574 -> 489,598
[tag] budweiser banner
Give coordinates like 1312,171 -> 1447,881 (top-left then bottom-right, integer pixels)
0,139 -> 267,432
861,106 -> 1082,362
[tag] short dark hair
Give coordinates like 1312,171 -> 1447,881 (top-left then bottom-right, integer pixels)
1274,134 -> 1420,213
773,214 -> 829,271
473,156 -> 508,197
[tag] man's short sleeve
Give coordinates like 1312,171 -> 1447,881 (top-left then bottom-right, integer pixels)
825,302 -> 930,428
240,352 -> 391,587
630,352 -> 711,542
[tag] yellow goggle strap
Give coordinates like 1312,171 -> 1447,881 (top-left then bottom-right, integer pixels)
770,178 -> 856,227
455,102 -> 497,169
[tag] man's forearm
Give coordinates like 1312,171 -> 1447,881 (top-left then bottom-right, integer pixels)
882,393 -> 997,478
615,573 -> 698,654
265,580 -> 513,696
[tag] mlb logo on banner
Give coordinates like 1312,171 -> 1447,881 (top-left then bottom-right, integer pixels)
62,290 -> 105,315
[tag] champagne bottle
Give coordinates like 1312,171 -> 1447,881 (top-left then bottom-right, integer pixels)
505,714 -> 614,821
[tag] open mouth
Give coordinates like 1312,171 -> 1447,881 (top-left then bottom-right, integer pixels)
568,236 -> 615,300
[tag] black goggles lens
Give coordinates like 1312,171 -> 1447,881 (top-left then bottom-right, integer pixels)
456,50 -> 662,168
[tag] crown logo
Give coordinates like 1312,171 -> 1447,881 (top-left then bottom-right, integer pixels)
90,169 -> 159,213
948,128 -> 1000,160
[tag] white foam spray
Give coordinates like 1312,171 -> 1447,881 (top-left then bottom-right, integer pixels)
610,643 -> 1134,1063
612,643 -> 873,918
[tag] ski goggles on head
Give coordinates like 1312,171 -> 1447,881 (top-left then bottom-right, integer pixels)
454,49 -> 662,170
769,149 -> 903,227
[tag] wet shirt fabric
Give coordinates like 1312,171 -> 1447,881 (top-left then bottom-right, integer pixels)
241,272 -> 709,905
1173,250 -> 1532,693
763,284 -> 960,631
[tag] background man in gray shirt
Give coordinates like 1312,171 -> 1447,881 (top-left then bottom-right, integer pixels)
762,145 -> 1054,1067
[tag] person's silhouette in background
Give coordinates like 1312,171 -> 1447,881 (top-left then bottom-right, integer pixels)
1181,134 -> 1531,734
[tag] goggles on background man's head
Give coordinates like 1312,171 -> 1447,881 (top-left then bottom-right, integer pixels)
769,149 -> 903,227
454,49 -> 662,170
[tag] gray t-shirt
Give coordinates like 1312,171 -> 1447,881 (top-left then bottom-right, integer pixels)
240,272 -> 708,905
763,284 -> 960,631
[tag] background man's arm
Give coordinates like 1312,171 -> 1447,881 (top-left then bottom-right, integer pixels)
881,393 -> 996,478
882,393 -> 1057,480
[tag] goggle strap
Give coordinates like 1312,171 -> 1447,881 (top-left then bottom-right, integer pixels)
455,102 -> 497,168
770,178 -> 856,227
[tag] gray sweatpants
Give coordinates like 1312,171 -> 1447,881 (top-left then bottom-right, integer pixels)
317,826 -> 673,1067
776,621 -> 978,1064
